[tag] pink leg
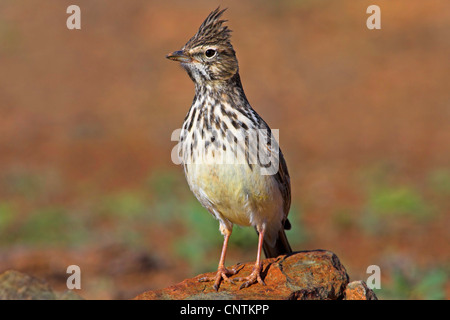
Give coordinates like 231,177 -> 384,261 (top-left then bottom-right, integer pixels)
199,227 -> 238,291
236,226 -> 266,289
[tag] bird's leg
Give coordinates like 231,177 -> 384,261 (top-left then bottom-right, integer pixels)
199,225 -> 238,291
236,226 -> 266,289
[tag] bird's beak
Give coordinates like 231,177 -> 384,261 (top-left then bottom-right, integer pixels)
166,50 -> 191,63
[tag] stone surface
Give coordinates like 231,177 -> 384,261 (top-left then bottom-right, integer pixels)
1,251 -> 378,300
0,270 -> 83,300
134,250 -> 353,300
344,280 -> 378,300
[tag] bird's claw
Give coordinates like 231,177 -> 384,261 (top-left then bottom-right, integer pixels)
236,265 -> 265,289
198,266 -> 238,291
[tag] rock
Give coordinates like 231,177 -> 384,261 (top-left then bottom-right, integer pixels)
344,280 -> 378,300
134,250 -> 355,300
0,270 -> 83,300
0,252 -> 378,300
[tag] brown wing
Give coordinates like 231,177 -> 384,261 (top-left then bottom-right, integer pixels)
263,146 -> 292,257
275,148 -> 291,226
255,119 -> 291,226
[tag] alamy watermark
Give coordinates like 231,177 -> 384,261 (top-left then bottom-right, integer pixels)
66,265 -> 81,290
366,5 -> 381,30
366,265 -> 381,289
66,4 -> 381,31
66,5 -> 81,30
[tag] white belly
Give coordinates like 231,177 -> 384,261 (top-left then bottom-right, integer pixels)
184,161 -> 284,237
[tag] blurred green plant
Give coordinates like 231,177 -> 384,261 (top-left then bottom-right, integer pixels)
0,202 -> 15,234
284,204 -> 308,247
379,266 -> 447,300
0,20 -> 21,54
147,170 -> 181,198
1,168 -> 64,202
173,200 -> 222,272
147,170 -> 189,223
0,206 -> 90,247
361,185 -> 434,234
0,168 -> 306,274
100,191 -> 148,220
428,168 -> 450,196
2,170 -> 42,199
358,163 -> 435,234
332,208 -> 356,231
368,186 -> 431,218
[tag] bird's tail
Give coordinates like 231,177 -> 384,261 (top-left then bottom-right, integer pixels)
262,227 -> 292,259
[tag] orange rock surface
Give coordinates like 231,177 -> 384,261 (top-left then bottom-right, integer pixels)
134,250 -> 376,300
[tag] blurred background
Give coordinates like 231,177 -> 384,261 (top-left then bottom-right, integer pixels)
0,0 -> 449,299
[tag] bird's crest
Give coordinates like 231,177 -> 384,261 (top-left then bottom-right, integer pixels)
184,7 -> 232,49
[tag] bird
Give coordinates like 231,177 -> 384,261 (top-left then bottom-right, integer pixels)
166,7 -> 292,291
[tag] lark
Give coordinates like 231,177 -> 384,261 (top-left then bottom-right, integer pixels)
166,7 -> 292,290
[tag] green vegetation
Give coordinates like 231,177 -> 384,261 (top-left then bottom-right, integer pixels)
428,169 -> 450,196
379,266 -> 447,300
0,203 -> 15,233
368,185 -> 432,218
358,163 -> 437,234
1,166 -> 446,299
361,184 -> 434,234
0,205 -> 89,247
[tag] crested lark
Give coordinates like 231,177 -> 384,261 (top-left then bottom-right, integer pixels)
166,8 -> 292,291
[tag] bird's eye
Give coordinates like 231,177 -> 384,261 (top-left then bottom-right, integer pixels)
205,49 -> 216,58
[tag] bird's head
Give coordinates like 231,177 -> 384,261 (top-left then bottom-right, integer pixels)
166,7 -> 238,85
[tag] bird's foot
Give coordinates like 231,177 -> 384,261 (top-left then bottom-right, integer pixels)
198,265 -> 240,291
236,264 -> 265,289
